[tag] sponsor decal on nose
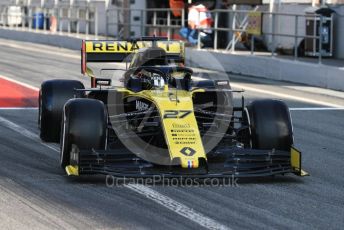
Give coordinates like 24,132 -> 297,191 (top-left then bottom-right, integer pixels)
180,147 -> 196,156
136,100 -> 149,111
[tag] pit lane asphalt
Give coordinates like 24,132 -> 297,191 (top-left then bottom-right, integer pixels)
0,38 -> 343,229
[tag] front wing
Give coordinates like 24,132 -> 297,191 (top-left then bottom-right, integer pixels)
66,146 -> 309,178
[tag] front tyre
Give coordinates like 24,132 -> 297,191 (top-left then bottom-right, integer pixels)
245,99 -> 293,151
60,98 -> 107,169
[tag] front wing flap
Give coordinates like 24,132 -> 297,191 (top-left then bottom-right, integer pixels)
66,146 -> 309,178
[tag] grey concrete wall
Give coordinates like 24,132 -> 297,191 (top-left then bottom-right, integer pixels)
333,5 -> 344,59
186,48 -> 344,91
0,28 -> 82,50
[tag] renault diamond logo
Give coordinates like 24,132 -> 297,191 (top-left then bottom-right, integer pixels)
180,147 -> 196,156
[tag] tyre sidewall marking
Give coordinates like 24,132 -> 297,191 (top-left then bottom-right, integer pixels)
244,107 -> 253,148
60,106 -> 67,165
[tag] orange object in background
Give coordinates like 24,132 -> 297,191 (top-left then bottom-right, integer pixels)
169,0 -> 185,17
50,16 -> 57,33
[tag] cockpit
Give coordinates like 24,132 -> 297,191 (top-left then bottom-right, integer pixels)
124,47 -> 192,92
125,66 -> 193,92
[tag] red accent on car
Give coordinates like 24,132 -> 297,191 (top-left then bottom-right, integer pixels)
81,40 -> 86,75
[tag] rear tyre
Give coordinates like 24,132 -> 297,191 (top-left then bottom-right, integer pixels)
39,80 -> 85,142
60,98 -> 107,169
245,99 -> 293,151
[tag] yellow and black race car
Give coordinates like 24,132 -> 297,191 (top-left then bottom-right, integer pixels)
38,37 -> 308,178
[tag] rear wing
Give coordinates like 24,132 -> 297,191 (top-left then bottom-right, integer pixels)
81,39 -> 185,75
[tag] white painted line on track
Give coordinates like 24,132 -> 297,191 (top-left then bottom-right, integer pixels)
290,107 -> 344,111
230,83 -> 343,108
126,183 -> 230,230
0,74 -> 39,91
193,76 -> 344,108
0,114 -> 229,230
0,41 -> 79,60
0,116 -> 59,153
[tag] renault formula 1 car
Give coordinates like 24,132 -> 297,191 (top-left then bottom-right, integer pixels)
38,37 -> 308,178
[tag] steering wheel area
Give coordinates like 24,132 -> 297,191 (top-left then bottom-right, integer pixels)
133,67 -> 167,90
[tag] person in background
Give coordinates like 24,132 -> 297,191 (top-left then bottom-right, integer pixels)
180,1 -> 214,48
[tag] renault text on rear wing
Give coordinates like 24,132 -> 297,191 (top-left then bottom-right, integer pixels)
81,40 -> 185,74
